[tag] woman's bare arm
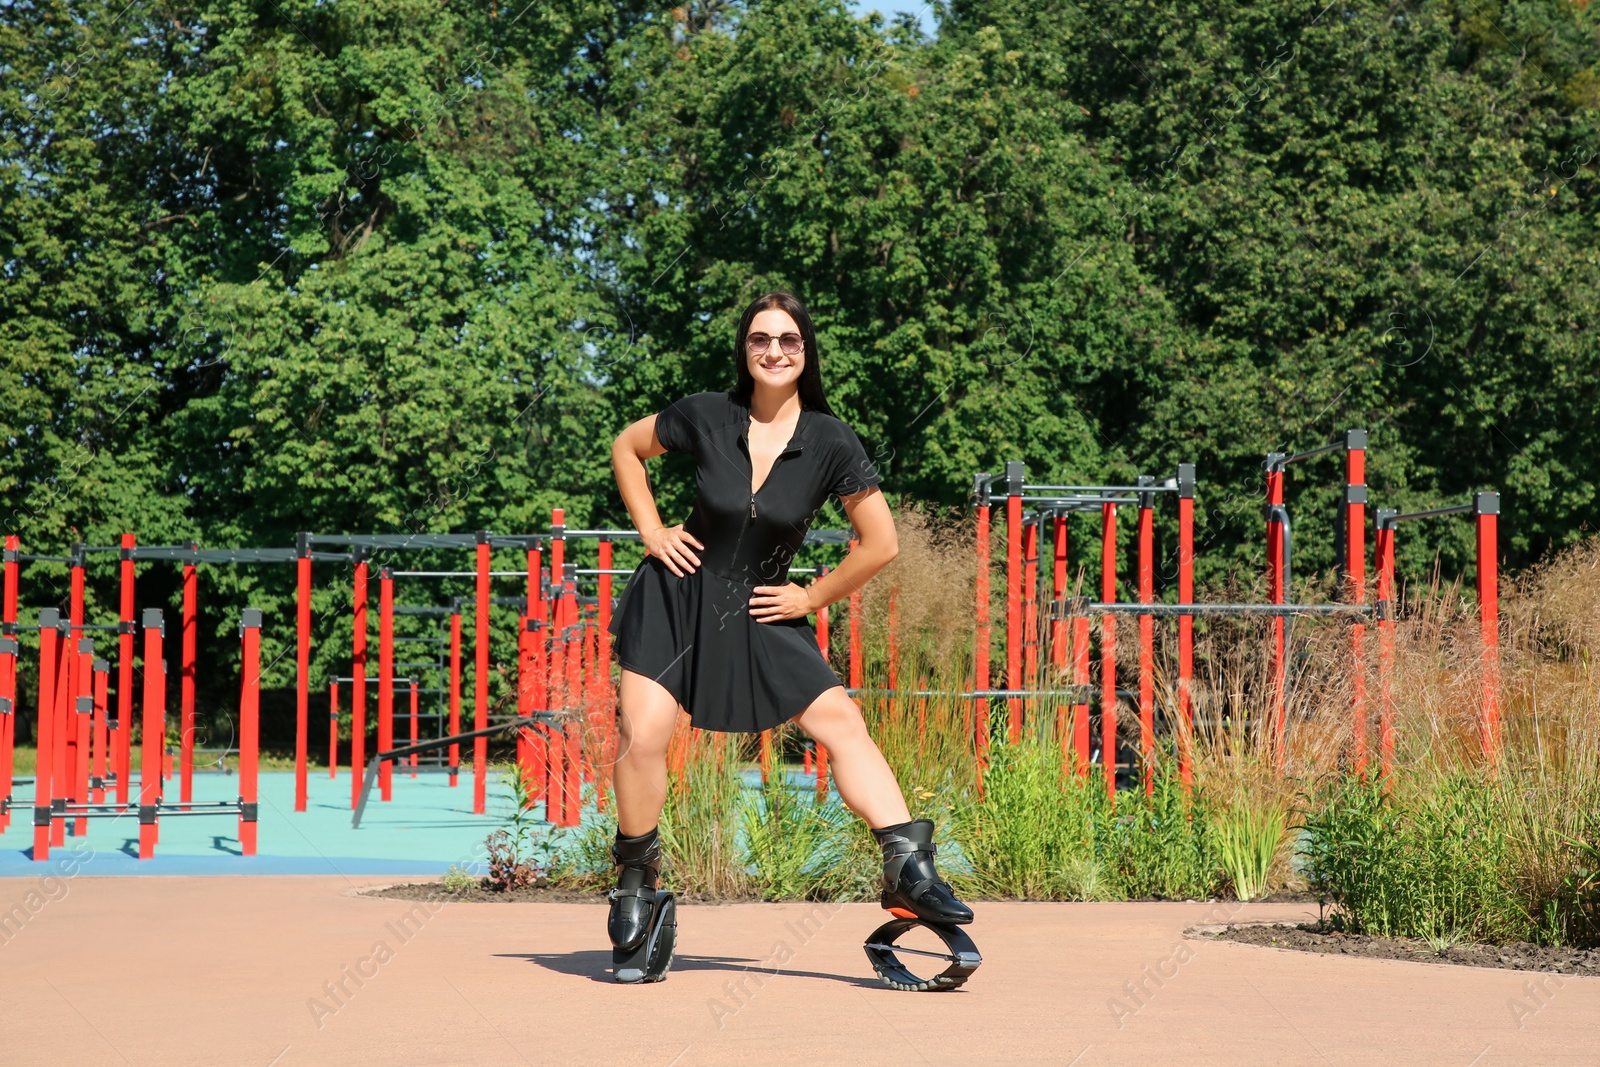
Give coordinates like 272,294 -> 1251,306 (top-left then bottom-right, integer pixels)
611,415 -> 704,576
803,486 -> 898,612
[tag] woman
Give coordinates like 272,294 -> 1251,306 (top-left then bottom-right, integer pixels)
605,291 -> 973,982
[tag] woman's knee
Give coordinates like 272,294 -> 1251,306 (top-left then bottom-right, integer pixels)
617,671 -> 682,760
798,688 -> 870,744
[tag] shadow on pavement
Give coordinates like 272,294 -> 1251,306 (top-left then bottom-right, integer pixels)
497,950 -> 883,988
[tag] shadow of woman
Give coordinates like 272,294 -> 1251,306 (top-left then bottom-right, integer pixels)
493,950 -> 882,988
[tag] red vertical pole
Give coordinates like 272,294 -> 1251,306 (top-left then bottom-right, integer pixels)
1266,457 -> 1286,773
1137,480 -> 1155,795
350,551 -> 368,810
562,563 -> 579,754
1051,515 -> 1068,672
759,729 -> 773,786
839,540 -> 863,797
0,535 -> 16,833
973,477 -> 991,793
91,657 -> 108,808
1476,493 -> 1501,767
1100,502 -> 1119,801
1004,462 -> 1023,743
239,609 -> 261,857
409,679 -> 419,777
64,552 -> 84,842
547,516 -> 566,820
33,612 -> 60,860
1177,465 -> 1196,791
51,624 -> 69,846
1345,434 -> 1368,776
1022,519 -> 1039,733
138,609 -> 164,859
295,532 -> 312,811
517,614 -> 534,800
474,529 -> 492,815
71,638 -> 92,836
848,542 -> 862,691
598,538 -> 614,812
180,552 -> 197,807
564,717 -> 581,826
0,632 -> 16,835
1072,611 -> 1091,777
529,542 -> 547,799
550,515 -> 565,709
1376,513 -> 1396,784
378,567 -> 394,802
116,534 -> 134,806
328,682 -> 339,779
449,611 -> 462,787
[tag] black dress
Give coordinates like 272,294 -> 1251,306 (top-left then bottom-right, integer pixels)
608,391 -> 883,733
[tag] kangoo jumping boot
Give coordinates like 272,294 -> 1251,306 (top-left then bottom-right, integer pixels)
607,826 -> 676,983
608,827 -> 662,951
871,819 -> 974,926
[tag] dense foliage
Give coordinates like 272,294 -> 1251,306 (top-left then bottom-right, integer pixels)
4,0 -> 1598,719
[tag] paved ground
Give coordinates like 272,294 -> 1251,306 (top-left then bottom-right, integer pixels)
2,877 -> 1596,1066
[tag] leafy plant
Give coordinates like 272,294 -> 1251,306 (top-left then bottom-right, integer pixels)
441,864 -> 480,893
1215,800 -> 1287,902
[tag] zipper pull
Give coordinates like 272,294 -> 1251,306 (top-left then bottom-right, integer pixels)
749,495 -> 756,519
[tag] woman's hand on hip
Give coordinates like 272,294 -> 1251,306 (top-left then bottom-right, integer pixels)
642,524 -> 703,577
749,582 -> 816,623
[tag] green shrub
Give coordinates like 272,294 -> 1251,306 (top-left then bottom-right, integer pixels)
1215,799 -> 1287,901
1300,774 -> 1523,942
1109,768 -> 1221,901
740,777 -> 854,901
948,737 -> 1112,900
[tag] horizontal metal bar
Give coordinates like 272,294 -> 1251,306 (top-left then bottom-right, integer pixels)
1017,494 -> 1140,506
1285,441 -> 1343,464
310,534 -> 483,549
1024,484 -> 1179,494
563,529 -> 642,539
1388,503 -> 1473,524
1049,600 -> 1372,618
391,571 -> 528,577
575,568 -> 635,576
845,687 -> 1131,700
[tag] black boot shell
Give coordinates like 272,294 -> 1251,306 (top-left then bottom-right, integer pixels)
872,818 -> 974,926
608,828 -> 663,951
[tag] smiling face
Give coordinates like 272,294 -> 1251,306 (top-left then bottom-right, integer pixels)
744,307 -> 806,393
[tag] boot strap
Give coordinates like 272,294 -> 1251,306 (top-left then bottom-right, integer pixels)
880,839 -> 936,860
611,837 -> 662,867
898,872 -> 952,901
608,884 -> 656,905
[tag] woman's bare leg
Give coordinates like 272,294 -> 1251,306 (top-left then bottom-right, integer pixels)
792,685 -> 911,828
613,668 -> 684,836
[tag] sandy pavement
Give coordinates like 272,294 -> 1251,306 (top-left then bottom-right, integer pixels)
2,875 -> 1596,1066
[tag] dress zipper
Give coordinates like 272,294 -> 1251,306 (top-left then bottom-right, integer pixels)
730,438 -> 797,579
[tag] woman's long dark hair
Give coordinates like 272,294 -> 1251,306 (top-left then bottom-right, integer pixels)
732,291 -> 837,418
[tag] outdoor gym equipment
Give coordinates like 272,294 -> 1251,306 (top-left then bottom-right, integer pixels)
2,602 -> 262,861
977,430 -> 1501,793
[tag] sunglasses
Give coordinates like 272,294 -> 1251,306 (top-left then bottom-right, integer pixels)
746,332 -> 804,356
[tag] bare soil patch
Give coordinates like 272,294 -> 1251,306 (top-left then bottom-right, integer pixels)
1196,921 -> 1600,977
